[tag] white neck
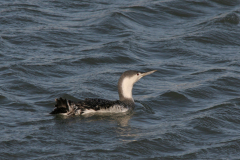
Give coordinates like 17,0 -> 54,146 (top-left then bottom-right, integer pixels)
118,71 -> 141,103
118,76 -> 136,102
121,77 -> 134,101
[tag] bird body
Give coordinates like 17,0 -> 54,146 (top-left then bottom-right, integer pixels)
50,70 -> 156,115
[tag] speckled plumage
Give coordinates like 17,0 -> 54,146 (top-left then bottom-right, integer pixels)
50,97 -> 132,115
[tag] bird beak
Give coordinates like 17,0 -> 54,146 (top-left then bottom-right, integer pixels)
141,70 -> 157,77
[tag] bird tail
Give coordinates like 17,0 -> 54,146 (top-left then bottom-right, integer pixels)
50,97 -> 78,115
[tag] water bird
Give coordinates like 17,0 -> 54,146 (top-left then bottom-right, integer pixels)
50,70 -> 157,115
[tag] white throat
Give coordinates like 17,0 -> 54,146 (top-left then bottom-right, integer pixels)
121,77 -> 135,101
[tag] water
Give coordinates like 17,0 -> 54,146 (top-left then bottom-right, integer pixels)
1,0 -> 240,159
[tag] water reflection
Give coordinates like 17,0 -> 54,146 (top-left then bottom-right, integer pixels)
52,112 -> 138,142
52,111 -> 133,127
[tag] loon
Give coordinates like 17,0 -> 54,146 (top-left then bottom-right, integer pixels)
50,70 -> 157,115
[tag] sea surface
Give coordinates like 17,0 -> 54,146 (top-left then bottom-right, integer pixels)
1,0 -> 240,159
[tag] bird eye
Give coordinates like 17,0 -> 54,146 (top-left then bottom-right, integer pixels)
137,73 -> 139,76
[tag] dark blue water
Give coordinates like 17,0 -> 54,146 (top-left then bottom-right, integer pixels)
1,0 -> 240,159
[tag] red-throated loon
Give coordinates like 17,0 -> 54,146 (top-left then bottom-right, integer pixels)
50,70 -> 157,115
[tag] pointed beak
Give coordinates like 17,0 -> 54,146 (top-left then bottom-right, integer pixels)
141,70 -> 157,77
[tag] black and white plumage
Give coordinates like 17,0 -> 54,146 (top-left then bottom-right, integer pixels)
50,70 -> 157,115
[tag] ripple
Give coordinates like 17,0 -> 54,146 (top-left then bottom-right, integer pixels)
185,86 -> 216,99
191,68 -> 226,75
190,116 -> 224,134
73,53 -> 138,65
93,11 -> 130,34
210,0 -> 240,6
161,91 -> 190,101
123,5 -> 158,14
185,28 -> 240,45
116,137 -> 183,156
216,12 -> 240,24
213,76 -> 240,90
0,94 -> 6,100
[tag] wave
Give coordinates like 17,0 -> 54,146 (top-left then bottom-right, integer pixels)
161,91 -> 190,101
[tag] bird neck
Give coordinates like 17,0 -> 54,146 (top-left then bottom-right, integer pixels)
118,77 -> 135,103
